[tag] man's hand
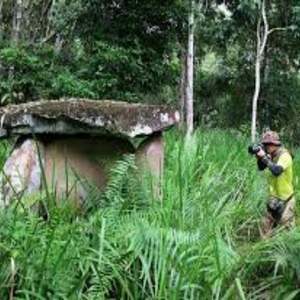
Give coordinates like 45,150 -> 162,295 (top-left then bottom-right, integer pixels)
256,148 -> 266,159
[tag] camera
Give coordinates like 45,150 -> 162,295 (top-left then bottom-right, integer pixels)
248,143 -> 265,155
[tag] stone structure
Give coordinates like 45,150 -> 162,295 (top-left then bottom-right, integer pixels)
0,99 -> 179,208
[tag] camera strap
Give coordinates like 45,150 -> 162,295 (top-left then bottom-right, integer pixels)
267,194 -> 294,222
284,193 -> 294,203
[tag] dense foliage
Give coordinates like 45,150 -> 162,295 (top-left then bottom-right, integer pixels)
2,1 -> 300,298
1,130 -> 300,299
1,1 -> 300,139
0,0 -> 184,105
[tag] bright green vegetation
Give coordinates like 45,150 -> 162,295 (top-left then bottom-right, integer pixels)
1,130 -> 300,299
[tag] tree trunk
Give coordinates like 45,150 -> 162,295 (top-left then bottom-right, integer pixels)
43,0 -> 54,40
13,0 -> 22,44
186,0 -> 195,137
0,1 -> 3,42
55,33 -> 62,53
179,49 -> 186,131
251,0 -> 268,142
22,0 -> 31,42
251,42 -> 261,142
9,0 -> 22,81
262,48 -> 270,130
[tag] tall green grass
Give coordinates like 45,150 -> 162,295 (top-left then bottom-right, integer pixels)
1,129 -> 300,299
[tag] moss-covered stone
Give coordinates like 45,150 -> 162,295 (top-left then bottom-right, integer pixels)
0,98 -> 180,139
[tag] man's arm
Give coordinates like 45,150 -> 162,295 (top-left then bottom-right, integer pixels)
256,148 -> 268,171
257,157 -> 268,171
259,155 -> 283,176
257,158 -> 267,171
255,148 -> 284,176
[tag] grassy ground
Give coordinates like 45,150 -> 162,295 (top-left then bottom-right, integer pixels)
1,129 -> 300,299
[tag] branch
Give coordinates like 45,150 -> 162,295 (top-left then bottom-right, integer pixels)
268,26 -> 292,35
40,30 -> 56,45
43,0 -> 53,17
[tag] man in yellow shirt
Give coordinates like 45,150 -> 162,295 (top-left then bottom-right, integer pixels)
255,131 -> 295,237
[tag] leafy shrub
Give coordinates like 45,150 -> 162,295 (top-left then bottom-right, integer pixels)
51,70 -> 96,98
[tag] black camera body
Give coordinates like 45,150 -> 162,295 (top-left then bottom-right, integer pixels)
248,143 -> 265,155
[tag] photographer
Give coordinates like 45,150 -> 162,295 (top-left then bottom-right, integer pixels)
251,131 -> 295,237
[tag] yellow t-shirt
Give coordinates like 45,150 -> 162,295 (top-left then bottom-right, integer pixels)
269,150 -> 293,201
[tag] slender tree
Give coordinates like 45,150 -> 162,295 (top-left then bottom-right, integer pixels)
186,0 -> 195,136
0,0 -> 3,42
179,49 -> 186,131
13,0 -> 22,44
251,0 -> 293,142
8,0 -> 22,81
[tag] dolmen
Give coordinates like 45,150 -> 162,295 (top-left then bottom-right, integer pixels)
0,99 -> 179,208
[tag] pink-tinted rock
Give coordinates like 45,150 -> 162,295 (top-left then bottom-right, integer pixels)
136,133 -> 164,199
1,139 -> 44,207
44,137 -> 134,206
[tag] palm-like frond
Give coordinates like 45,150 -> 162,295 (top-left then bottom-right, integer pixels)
0,129 -> 300,299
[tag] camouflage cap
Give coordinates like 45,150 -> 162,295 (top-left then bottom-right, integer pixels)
261,130 -> 281,146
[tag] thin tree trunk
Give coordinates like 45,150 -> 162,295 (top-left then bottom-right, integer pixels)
262,47 -> 270,130
43,0 -> 54,40
55,33 -> 62,53
179,50 -> 186,131
251,0 -> 268,142
22,0 -> 30,42
0,1 -> 3,42
38,0 -> 57,45
186,0 -> 195,137
13,0 -> 22,44
9,0 -> 22,81
251,22 -> 262,142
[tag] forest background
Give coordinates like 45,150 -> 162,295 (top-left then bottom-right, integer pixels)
2,1 -> 300,299
1,0 -> 300,140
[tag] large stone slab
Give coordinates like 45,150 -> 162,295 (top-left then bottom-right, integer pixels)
0,99 -> 180,139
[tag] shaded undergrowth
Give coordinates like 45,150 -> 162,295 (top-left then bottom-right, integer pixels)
1,130 -> 300,299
